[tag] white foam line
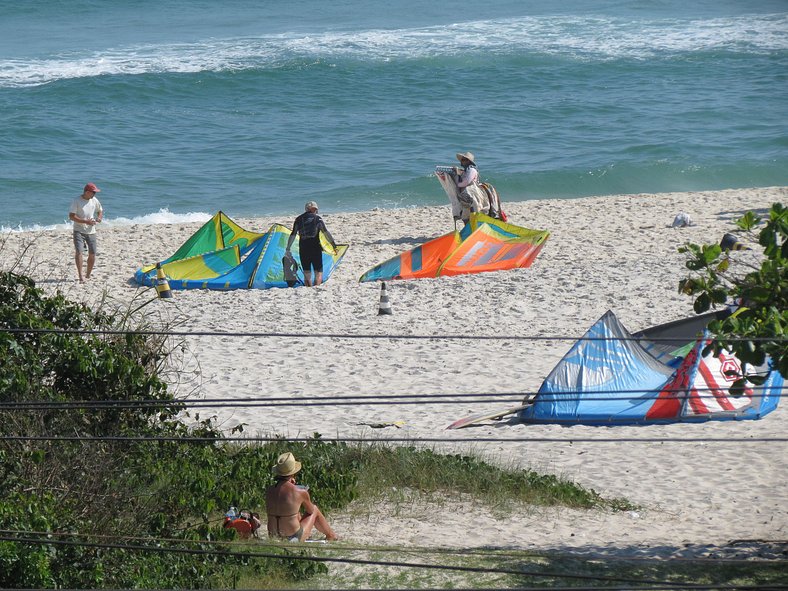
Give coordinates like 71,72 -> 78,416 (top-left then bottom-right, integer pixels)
1,14 -> 785,87
1,208 -> 212,234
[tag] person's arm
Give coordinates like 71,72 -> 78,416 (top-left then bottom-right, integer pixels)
96,202 -> 103,223
69,212 -> 96,225
300,489 -> 318,516
286,222 -> 297,251
318,219 -> 337,249
323,228 -> 337,250
456,167 -> 478,189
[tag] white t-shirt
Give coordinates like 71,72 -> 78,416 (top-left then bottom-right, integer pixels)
70,196 -> 103,234
457,166 -> 478,189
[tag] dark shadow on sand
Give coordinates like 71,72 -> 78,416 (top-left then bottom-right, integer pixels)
474,540 -> 788,589
716,205 -> 774,224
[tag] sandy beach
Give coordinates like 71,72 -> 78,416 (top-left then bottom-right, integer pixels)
3,187 -> 786,559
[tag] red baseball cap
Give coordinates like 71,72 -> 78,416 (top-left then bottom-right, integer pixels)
83,182 -> 101,193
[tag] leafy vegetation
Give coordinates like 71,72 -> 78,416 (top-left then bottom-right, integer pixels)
0,268 -> 632,588
679,202 -> 787,391
0,270 -> 331,588
1,264 -> 783,588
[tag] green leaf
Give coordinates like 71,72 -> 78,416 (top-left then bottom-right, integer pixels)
694,292 -> 711,313
747,374 -> 768,386
743,286 -> 772,303
735,211 -> 759,231
728,378 -> 748,397
702,244 -> 722,264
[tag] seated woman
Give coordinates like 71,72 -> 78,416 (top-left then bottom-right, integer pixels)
266,452 -> 339,542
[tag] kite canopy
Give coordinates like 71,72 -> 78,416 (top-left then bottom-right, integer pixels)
359,212 -> 549,282
518,310 -> 783,425
631,308 -> 733,364
134,211 -> 348,290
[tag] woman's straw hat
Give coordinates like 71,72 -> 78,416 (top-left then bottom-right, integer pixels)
456,151 -> 475,165
272,452 -> 302,477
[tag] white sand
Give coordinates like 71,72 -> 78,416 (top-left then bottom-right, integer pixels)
3,187 -> 786,558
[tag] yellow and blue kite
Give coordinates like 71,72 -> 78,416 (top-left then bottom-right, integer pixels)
134,211 -> 348,290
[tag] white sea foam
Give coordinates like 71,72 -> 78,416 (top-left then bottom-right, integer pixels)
0,208 -> 211,234
108,208 -> 212,227
0,14 -> 785,87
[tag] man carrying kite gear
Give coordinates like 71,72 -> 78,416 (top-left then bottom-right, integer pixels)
286,201 -> 338,287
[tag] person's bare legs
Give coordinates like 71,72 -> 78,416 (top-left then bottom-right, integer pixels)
85,253 -> 96,279
314,271 -> 323,286
299,506 -> 338,541
74,251 -> 84,282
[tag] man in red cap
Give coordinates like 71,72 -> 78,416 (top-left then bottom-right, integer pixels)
68,182 -> 104,282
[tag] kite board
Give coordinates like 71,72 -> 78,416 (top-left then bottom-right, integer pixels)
446,401 -> 533,430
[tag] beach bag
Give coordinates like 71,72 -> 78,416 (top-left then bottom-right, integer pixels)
224,509 -> 261,539
463,183 -> 490,217
479,182 -> 506,220
282,252 -> 300,287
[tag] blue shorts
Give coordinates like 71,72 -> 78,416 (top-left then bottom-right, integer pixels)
73,231 -> 98,255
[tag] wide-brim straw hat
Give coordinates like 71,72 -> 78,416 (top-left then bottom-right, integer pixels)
272,452 -> 302,477
456,151 -> 475,165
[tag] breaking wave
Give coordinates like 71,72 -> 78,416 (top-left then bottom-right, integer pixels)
1,13 -> 785,87
1,209 -> 212,234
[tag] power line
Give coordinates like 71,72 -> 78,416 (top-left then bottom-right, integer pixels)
0,392 -> 776,412
2,435 -> 786,444
0,533 -> 737,588
7,588 -> 780,591
2,326 -> 784,342
4,528 -> 779,566
0,383 -> 778,411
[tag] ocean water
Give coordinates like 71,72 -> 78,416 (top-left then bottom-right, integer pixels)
1,0 -> 786,230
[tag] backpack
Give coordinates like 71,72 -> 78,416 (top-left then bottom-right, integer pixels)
479,182 -> 507,221
282,251 -> 300,287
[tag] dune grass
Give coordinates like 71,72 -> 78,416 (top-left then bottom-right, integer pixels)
232,443 -> 786,588
342,443 -> 637,513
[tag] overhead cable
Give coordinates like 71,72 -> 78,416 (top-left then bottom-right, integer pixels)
0,533 -> 713,588
2,435 -> 785,444
1,326 -> 783,342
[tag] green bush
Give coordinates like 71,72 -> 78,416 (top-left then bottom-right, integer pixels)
679,202 -> 787,387
0,271 -> 339,588
0,268 -> 634,588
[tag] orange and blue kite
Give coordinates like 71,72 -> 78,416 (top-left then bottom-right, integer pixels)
359,212 -> 549,282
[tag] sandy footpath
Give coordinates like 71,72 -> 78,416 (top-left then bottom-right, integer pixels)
3,187 -> 786,558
